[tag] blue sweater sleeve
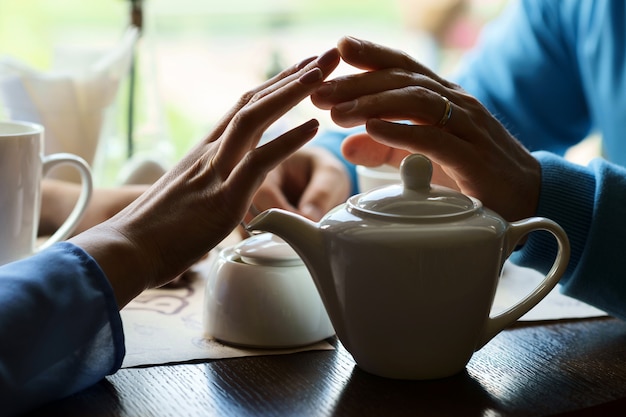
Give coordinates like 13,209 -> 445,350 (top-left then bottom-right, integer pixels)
512,151 -> 626,320
453,0 -> 592,155
0,242 -> 125,417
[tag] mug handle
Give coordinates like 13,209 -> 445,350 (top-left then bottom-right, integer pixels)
476,217 -> 570,349
37,153 -> 93,252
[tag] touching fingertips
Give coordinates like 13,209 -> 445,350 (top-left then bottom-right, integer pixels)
317,48 -> 340,67
343,36 -> 362,47
296,56 -> 317,70
340,36 -> 363,54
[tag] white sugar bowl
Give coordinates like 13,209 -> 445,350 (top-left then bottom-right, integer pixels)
204,233 -> 334,348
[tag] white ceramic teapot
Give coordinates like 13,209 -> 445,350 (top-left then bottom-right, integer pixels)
247,154 -> 570,379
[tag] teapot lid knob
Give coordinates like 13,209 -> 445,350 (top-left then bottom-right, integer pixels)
400,154 -> 432,191
349,153 -> 475,218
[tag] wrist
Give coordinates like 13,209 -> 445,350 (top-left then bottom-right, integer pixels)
69,224 -> 150,309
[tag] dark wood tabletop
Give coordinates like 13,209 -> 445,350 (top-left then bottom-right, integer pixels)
23,316 -> 626,417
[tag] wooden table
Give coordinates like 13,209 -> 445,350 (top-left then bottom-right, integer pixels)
23,316 -> 626,417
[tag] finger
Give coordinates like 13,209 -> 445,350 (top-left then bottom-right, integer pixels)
330,86 -> 454,130
248,49 -> 338,105
364,119 -> 473,172
313,37 -> 462,111
365,118 -> 542,221
214,69 -> 323,176
337,36 -> 451,87
204,120 -> 321,237
176,56 -> 323,172
205,55 -> 318,145
341,132 -> 410,167
312,68 -> 443,110
215,50 -> 340,175
225,119 -> 321,209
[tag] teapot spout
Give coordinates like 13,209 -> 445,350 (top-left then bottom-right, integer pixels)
247,209 -> 347,341
246,208 -> 320,252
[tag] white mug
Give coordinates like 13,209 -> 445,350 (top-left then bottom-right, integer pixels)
0,120 -> 93,265
356,164 -> 401,192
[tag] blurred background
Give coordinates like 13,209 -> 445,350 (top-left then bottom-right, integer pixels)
0,0 -> 507,186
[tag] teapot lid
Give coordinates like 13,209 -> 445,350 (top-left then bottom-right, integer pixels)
349,154 -> 477,220
234,232 -> 304,267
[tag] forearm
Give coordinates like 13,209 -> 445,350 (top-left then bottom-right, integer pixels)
40,179 -> 148,238
39,179 -> 80,236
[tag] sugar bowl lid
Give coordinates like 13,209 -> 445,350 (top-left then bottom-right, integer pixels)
348,154 -> 478,220
234,232 -> 304,266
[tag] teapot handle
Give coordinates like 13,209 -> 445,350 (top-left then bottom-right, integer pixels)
476,217 -> 570,349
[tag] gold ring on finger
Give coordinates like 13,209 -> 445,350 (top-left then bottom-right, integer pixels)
436,95 -> 453,127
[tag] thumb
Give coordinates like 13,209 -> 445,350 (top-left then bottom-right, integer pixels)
341,132 -> 409,167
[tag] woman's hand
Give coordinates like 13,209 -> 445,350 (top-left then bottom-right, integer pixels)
311,36 -> 541,222
250,146 -> 350,222
71,49 -> 341,307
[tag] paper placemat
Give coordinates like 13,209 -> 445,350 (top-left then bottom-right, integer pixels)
120,252 -> 333,369
493,262 -> 607,321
